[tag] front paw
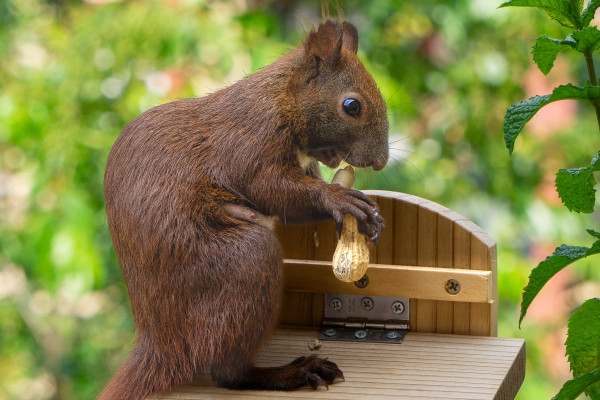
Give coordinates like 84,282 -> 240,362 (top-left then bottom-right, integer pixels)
322,185 -> 385,243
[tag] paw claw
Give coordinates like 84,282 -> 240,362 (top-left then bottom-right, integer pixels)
293,355 -> 344,389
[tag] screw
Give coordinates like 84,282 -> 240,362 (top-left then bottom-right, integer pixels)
354,330 -> 367,339
386,331 -> 399,340
445,279 -> 461,295
329,297 -> 342,311
354,274 -> 369,288
323,328 -> 337,337
361,297 -> 374,311
391,301 -> 405,314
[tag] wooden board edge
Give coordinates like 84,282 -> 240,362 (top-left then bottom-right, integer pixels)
493,340 -> 526,400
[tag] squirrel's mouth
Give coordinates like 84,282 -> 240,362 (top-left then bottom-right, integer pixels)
309,148 -> 344,169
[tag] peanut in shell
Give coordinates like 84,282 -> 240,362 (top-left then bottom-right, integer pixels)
330,166 -> 370,282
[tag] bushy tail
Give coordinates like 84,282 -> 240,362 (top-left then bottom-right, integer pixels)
97,346 -> 192,400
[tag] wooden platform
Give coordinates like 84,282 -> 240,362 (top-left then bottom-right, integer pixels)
147,191 -> 525,399
149,328 -> 526,400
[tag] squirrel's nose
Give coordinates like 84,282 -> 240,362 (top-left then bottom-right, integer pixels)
372,153 -> 388,171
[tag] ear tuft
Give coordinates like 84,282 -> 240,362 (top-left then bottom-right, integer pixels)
305,20 -> 342,61
342,21 -> 358,54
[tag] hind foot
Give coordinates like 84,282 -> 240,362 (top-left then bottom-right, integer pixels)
213,354 -> 344,391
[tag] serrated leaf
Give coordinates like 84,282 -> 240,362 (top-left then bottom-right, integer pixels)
519,242 -> 600,326
555,167 -> 596,213
499,0 -> 583,29
565,298 -> 600,399
552,369 -> 600,400
532,28 -> 600,75
582,0 -> 600,27
532,35 -> 573,74
591,150 -> 600,170
555,150 -> 600,213
505,94 -> 551,154
571,26 -> 600,53
504,84 -> 600,154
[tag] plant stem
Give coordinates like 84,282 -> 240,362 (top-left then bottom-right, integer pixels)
584,52 -> 600,133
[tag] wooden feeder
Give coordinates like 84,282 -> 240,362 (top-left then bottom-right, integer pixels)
150,191 -> 525,400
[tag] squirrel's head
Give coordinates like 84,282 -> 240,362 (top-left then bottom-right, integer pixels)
288,20 -> 389,171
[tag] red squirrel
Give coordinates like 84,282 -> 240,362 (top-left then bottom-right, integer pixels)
100,20 -> 388,399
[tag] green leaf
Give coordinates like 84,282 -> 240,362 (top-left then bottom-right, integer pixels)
591,151 -> 600,170
532,35 -> 573,75
505,94 -> 551,155
565,298 -> 600,399
499,0 -> 583,29
552,370 -> 600,400
555,167 -> 597,213
531,28 -> 600,75
555,150 -> 600,213
504,84 -> 600,154
570,26 -> 600,53
582,0 -> 600,27
519,243 -> 600,326
587,229 -> 600,239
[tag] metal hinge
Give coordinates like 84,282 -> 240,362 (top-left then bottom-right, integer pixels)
318,294 -> 410,344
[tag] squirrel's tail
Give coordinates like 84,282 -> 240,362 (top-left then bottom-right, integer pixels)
97,345 -> 193,400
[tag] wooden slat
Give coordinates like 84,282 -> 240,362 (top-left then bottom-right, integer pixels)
149,328 -> 525,400
313,220 -> 336,261
416,204 -> 437,333
370,195 -> 395,265
282,259 -> 492,303
277,223 -> 314,259
435,209 -> 454,334
392,197 -> 419,330
278,222 -> 320,327
453,221 -> 472,335
466,221 -> 495,337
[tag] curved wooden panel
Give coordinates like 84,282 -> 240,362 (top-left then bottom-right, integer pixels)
276,190 -> 497,337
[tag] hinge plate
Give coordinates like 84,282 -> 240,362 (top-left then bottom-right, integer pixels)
318,294 -> 410,344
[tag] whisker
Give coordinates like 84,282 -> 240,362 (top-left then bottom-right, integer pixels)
388,133 -> 417,145
389,147 -> 427,161
395,158 -> 424,181
343,149 -> 352,163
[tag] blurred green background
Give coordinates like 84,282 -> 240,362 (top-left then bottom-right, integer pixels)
1,0 -> 600,399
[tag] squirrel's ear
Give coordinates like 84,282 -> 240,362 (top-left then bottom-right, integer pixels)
342,22 -> 358,54
305,20 -> 343,61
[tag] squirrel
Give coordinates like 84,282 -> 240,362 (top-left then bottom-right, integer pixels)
100,19 -> 388,399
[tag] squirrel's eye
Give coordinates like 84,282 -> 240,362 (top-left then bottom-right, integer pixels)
342,98 -> 361,117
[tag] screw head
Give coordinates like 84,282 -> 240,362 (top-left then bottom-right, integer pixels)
329,297 -> 342,311
354,330 -> 367,339
445,279 -> 461,295
386,331 -> 399,340
391,301 -> 405,314
361,297 -> 374,311
323,328 -> 337,337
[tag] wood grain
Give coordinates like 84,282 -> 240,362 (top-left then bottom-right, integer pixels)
435,209 -> 455,334
391,195 -> 419,331
276,190 -> 498,334
416,204 -> 437,333
453,222 -> 472,335
148,328 -> 525,400
282,260 -> 492,303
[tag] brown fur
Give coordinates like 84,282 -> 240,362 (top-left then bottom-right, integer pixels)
100,20 -> 388,400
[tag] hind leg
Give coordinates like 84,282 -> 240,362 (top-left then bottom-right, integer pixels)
204,224 -> 344,390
